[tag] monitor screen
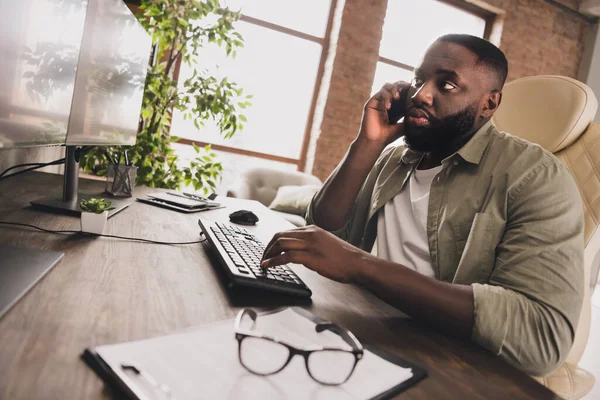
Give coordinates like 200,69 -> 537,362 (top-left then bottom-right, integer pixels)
66,0 -> 151,146
0,0 -> 151,149
0,0 -> 87,148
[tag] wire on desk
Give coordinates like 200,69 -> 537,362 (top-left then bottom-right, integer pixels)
88,232 -> 206,245
0,221 -> 206,245
0,147 -> 94,181
0,158 -> 66,181
0,221 -> 79,234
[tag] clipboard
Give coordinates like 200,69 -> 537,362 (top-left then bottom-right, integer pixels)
82,308 -> 427,400
282,308 -> 428,399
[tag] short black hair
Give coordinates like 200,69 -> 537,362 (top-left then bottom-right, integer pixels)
435,34 -> 508,90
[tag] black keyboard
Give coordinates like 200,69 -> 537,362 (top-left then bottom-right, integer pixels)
198,219 -> 312,298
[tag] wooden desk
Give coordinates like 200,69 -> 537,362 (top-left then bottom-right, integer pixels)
0,172 -> 559,399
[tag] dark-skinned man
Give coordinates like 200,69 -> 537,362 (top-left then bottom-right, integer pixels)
261,34 -> 584,377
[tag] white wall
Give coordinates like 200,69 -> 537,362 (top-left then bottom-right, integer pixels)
579,17 -> 600,121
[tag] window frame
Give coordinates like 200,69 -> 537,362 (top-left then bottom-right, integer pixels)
173,1 -> 339,171
377,0 -> 495,79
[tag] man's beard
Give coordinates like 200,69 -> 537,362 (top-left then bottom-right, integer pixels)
404,102 -> 478,153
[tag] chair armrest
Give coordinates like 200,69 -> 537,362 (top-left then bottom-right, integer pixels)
534,363 -> 595,400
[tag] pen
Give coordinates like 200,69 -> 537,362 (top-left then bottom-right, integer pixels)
167,192 -> 207,202
182,192 -> 208,201
104,149 -> 117,165
121,363 -> 174,399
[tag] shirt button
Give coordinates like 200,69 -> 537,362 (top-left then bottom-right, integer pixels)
437,176 -> 440,182
453,160 -> 459,166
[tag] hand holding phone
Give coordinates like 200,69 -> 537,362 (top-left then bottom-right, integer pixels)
387,86 -> 410,124
360,81 -> 412,146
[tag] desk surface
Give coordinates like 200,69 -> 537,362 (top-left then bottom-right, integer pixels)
0,172 -> 559,400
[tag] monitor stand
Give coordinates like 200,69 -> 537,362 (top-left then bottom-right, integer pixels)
30,146 -> 131,217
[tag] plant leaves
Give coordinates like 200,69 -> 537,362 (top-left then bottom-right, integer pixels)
78,0 -> 247,194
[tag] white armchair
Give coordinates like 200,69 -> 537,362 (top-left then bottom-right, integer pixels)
226,167 -> 322,227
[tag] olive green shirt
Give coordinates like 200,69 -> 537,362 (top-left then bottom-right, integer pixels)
306,120 -> 584,376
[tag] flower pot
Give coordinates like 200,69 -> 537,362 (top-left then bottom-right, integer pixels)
80,211 -> 108,235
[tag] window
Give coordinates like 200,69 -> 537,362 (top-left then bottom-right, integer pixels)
372,0 -> 491,94
170,0 -> 335,186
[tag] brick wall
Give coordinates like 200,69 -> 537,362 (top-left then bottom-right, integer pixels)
307,0 -> 388,181
488,0 -> 589,80
307,0 -> 594,181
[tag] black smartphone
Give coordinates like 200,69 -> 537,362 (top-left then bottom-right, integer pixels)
387,87 -> 410,124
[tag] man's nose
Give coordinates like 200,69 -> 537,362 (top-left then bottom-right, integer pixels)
411,81 -> 434,108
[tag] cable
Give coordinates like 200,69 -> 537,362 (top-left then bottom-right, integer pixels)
0,146 -> 94,181
0,159 -> 65,179
0,221 -> 79,234
0,221 -> 206,245
88,232 -> 206,245
0,158 -> 66,181
0,161 -> 60,178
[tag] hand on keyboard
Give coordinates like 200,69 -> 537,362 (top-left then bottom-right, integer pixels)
211,222 -> 304,286
261,225 -> 371,284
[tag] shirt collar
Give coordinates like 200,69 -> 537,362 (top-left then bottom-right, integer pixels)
398,119 -> 496,166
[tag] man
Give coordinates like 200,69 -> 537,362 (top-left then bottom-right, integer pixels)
261,34 -> 584,377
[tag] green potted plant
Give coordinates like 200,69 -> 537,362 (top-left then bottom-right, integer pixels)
81,0 -> 251,194
80,198 -> 115,235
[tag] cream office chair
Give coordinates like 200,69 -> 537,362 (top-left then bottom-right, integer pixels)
493,75 -> 600,399
226,167 -> 322,227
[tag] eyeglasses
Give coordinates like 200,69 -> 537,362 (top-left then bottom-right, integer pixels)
234,309 -> 364,386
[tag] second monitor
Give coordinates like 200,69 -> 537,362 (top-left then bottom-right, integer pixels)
0,0 -> 152,216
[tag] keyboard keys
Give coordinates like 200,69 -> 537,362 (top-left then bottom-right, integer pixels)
232,258 -> 247,268
210,222 -> 307,287
199,219 -> 312,297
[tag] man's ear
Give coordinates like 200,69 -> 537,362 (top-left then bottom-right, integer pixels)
481,91 -> 502,119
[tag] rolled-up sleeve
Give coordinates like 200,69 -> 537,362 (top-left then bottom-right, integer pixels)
305,145 -> 398,245
471,160 -> 585,377
304,162 -> 353,241
305,193 -> 351,240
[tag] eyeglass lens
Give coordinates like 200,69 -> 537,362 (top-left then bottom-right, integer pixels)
239,336 -> 290,375
240,337 -> 356,385
307,350 -> 356,385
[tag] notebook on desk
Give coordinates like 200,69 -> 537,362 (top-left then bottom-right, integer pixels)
82,308 -> 426,400
136,191 -> 224,213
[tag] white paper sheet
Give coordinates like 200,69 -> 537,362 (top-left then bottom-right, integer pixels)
95,308 -> 413,400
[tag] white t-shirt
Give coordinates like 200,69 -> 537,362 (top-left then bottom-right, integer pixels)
376,166 -> 442,277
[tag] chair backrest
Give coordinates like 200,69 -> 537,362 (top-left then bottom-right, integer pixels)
232,167 -> 322,207
492,75 -> 599,365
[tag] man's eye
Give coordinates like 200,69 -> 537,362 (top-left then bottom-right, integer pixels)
441,82 -> 456,91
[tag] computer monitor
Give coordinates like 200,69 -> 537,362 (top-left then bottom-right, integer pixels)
0,0 -> 151,320
0,0 -> 151,216
0,0 -> 85,147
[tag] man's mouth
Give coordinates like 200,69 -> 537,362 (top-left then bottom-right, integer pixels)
406,108 -> 432,127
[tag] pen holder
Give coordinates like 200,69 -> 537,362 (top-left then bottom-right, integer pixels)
105,163 -> 137,198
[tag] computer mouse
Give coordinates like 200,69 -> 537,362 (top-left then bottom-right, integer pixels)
229,209 -> 259,225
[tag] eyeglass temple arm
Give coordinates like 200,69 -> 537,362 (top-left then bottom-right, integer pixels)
237,309 -> 363,353
235,308 -> 258,331
315,323 -> 364,352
